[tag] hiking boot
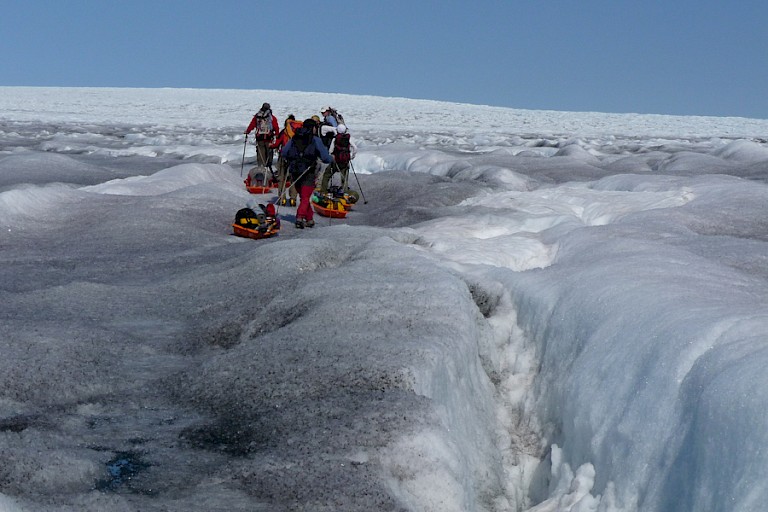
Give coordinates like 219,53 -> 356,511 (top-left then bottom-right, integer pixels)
280,197 -> 287,206
289,198 -> 297,207
295,219 -> 305,229
305,219 -> 315,228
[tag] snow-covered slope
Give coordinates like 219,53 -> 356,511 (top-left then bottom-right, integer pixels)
1,87 -> 768,511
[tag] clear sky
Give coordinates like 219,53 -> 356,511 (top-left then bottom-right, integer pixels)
2,0 -> 767,119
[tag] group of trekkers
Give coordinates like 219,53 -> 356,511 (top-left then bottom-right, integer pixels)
244,103 -> 358,229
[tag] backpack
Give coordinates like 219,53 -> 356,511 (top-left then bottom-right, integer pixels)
254,109 -> 273,138
234,207 -> 265,230
285,127 -> 318,179
333,133 -> 351,164
326,107 -> 345,125
285,119 -> 303,139
248,168 -> 267,186
234,204 -> 279,233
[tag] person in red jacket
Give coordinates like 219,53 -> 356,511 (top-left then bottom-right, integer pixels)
244,102 -> 280,171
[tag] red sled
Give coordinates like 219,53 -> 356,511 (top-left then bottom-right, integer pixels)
244,173 -> 276,194
246,184 -> 274,194
232,206 -> 280,239
232,223 -> 279,239
312,201 -> 348,219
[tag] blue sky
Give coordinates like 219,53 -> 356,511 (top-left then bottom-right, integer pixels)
2,0 -> 767,119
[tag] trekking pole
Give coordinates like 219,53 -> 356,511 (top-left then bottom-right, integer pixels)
325,163 -> 336,228
239,135 -> 248,177
350,162 -> 368,204
336,161 -> 349,193
256,142 -> 265,168
275,159 -> 289,216
288,164 -> 315,217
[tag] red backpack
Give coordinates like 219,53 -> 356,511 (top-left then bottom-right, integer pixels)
333,133 -> 351,164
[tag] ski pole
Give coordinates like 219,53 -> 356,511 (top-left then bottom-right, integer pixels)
287,164 -> 315,215
275,157 -> 289,216
239,135 -> 248,177
256,141 -> 265,168
350,162 -> 368,204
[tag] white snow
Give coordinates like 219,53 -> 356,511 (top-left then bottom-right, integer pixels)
1,86 -> 768,511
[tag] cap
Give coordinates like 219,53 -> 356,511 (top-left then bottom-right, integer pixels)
320,106 -> 331,113
336,124 -> 347,134
262,102 -> 270,110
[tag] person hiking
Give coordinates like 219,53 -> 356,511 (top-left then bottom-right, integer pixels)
270,116 -> 301,206
244,102 -> 279,174
321,106 -> 342,127
313,121 -> 336,184
284,114 -> 303,139
320,106 -> 344,147
319,123 -> 357,196
281,118 -> 332,229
